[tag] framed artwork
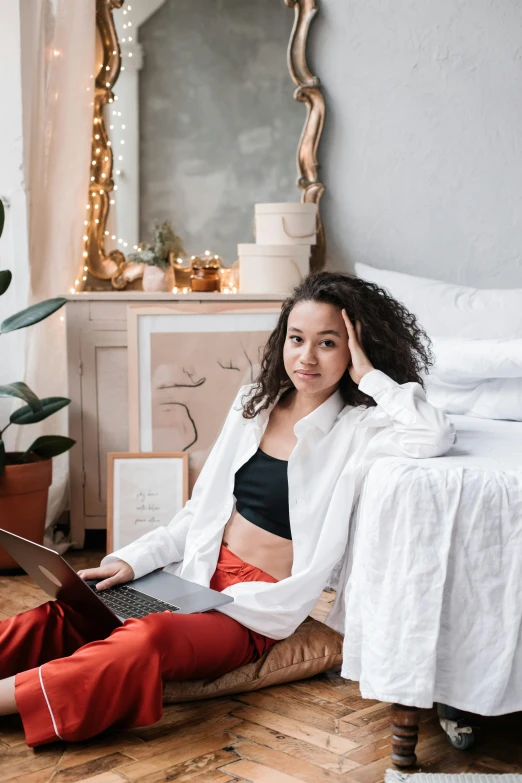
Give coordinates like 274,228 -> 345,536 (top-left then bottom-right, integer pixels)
127,302 -> 282,494
106,452 -> 189,552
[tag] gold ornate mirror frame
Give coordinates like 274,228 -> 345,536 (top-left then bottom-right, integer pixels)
83,0 -> 326,291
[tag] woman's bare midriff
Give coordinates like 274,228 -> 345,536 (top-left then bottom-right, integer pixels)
222,505 -> 293,582
221,389 -> 299,582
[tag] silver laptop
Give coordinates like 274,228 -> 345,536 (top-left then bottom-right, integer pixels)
0,529 -> 233,631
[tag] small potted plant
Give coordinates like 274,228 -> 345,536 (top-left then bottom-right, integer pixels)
0,199 -> 75,569
127,219 -> 185,292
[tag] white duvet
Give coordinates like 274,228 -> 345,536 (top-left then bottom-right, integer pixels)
339,415 -> 522,715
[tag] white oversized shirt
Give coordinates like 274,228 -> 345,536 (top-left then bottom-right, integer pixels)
102,369 -> 456,640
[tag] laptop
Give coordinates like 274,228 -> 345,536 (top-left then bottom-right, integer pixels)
0,529 -> 233,631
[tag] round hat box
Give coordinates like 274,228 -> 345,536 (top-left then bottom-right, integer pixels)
238,244 -> 310,294
254,203 -> 317,246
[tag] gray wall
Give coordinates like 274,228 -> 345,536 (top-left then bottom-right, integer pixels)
313,0 -> 522,287
139,0 -> 304,263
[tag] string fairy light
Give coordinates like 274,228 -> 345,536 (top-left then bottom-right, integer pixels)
76,4 -> 134,294
77,1 -> 232,297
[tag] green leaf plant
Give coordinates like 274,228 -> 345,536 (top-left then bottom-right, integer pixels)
127,219 -> 185,270
0,199 -> 75,475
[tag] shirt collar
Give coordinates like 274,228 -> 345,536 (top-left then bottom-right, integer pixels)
254,385 -> 345,436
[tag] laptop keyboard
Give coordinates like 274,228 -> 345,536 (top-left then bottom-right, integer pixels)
88,583 -> 180,619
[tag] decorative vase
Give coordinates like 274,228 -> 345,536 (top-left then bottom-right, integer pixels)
0,454 -> 53,570
142,264 -> 173,292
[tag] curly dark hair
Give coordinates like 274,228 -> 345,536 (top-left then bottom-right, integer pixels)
241,270 -> 434,418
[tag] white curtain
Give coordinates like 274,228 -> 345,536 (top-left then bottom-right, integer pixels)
12,0 -> 95,548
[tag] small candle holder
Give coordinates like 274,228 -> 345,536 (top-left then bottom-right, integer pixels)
172,265 -> 192,289
219,263 -> 239,294
190,251 -> 222,292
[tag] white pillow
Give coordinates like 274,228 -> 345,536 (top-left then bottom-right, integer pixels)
428,337 -> 522,381
421,337 -> 522,421
354,262 -> 522,339
426,377 -> 522,421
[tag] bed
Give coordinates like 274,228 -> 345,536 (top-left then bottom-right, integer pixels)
335,413 -> 522,762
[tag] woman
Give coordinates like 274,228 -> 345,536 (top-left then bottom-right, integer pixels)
0,271 -> 455,746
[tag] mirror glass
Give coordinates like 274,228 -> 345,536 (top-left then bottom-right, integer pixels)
107,0 -> 304,265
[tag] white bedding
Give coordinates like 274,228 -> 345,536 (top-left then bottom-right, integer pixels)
340,415 -> 522,715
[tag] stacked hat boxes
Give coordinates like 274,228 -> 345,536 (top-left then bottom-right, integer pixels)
238,202 -> 318,294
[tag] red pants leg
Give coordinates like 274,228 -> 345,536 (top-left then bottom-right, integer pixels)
10,545 -> 279,747
0,599 -> 107,677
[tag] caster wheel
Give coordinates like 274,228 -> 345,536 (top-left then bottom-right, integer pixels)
447,730 -> 475,750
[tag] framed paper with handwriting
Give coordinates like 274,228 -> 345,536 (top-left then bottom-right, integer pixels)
106,452 -> 189,553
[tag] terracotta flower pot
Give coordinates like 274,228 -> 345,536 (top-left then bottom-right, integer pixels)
0,453 -> 52,570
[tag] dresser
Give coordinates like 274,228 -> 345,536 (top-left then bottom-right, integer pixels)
65,292 -> 284,547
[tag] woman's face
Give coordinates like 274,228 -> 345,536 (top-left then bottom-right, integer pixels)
283,300 -> 351,395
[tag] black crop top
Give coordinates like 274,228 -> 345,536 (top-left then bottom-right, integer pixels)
232,447 -> 291,540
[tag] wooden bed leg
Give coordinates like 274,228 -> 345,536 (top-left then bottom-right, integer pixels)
390,704 -> 419,767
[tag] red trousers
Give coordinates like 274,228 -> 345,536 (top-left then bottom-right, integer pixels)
1,544 -> 279,747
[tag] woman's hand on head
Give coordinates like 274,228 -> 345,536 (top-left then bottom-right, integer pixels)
77,559 -> 135,591
341,309 -> 375,385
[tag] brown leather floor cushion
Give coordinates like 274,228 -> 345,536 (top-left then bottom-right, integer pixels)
163,616 -> 343,703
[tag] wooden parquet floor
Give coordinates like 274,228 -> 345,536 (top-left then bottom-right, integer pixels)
1,549 -> 521,783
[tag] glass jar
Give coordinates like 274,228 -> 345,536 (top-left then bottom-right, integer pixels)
190,253 -> 222,292
219,264 -> 239,293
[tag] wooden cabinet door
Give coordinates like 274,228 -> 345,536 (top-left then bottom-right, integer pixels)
80,330 -> 129,523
